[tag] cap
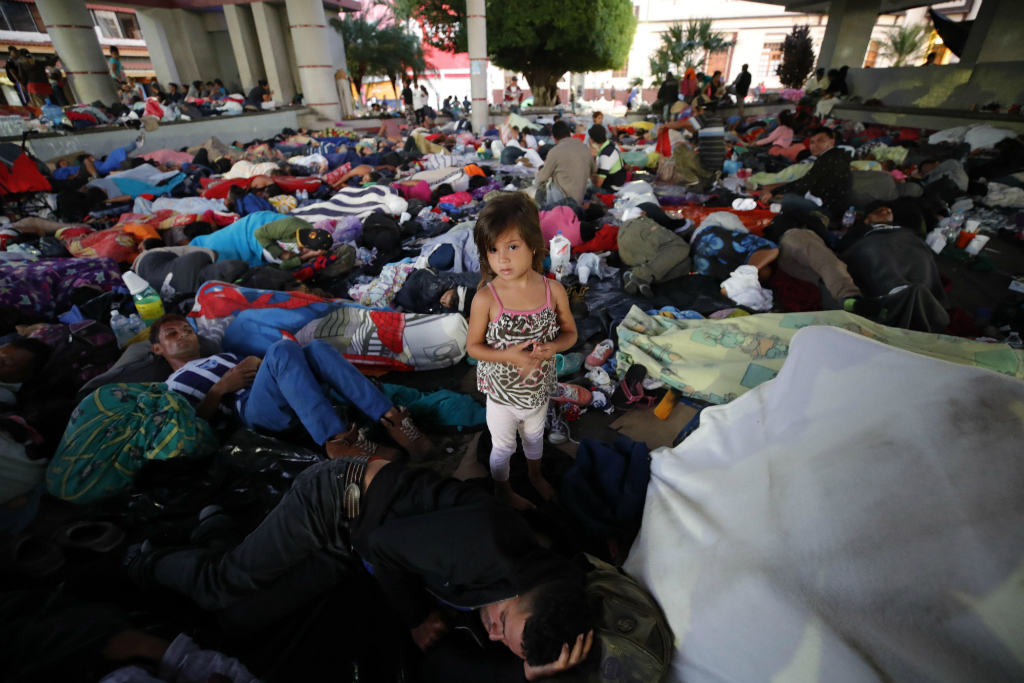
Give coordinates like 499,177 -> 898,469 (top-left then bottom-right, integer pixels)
296,227 -> 333,251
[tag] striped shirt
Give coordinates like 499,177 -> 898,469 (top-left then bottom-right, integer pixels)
166,353 -> 248,416
290,186 -> 407,222
595,140 -> 626,189
689,113 -> 726,173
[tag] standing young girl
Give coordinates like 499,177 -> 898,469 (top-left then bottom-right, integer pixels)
467,192 -> 577,510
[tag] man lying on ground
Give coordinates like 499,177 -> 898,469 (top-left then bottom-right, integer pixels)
149,314 -> 431,459
127,455 -> 594,681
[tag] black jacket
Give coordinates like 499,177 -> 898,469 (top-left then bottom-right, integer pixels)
352,465 -> 583,628
779,147 -> 852,219
656,78 -> 678,103
733,71 -> 752,94
402,86 -> 414,106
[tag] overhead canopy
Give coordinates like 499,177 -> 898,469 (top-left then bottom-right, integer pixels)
739,0 -> 942,14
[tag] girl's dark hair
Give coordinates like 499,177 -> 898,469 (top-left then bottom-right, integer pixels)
215,79 -> 224,86
182,221 -> 213,240
140,238 -> 164,251
473,191 -> 545,287
778,110 -> 794,127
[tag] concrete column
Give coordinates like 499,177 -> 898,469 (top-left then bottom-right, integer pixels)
252,3 -> 296,104
284,0 -> 342,120
467,0 -> 488,133
33,0 -> 119,105
816,0 -> 882,72
959,0 -> 1024,66
325,17 -> 354,116
136,9 -> 180,87
278,5 -> 302,97
224,4 -> 266,92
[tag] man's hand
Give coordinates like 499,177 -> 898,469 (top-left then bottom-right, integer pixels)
215,356 -> 260,393
524,630 -> 594,681
410,610 -> 449,651
278,250 -> 297,261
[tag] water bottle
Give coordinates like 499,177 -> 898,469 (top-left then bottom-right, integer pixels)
122,271 -> 165,323
110,308 -> 134,348
944,209 -> 965,242
128,313 -> 146,337
549,231 -> 571,282
41,99 -> 62,127
842,206 -> 857,230
577,252 -> 600,284
1006,331 -> 1023,350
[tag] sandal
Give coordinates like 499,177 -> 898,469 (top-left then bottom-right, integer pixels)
611,364 -> 657,410
54,521 -> 125,553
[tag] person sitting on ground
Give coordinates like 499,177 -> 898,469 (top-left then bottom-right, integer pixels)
378,113 -> 403,143
187,79 -> 202,99
804,68 -> 827,95
165,82 -> 183,104
211,79 -> 228,100
588,125 -> 626,191
534,120 -> 595,207
246,79 -> 272,108
0,337 -> 51,407
763,126 -> 852,222
664,99 -> 726,174
148,315 -> 432,459
200,81 -> 213,98
128,456 -> 594,682
754,110 -> 795,153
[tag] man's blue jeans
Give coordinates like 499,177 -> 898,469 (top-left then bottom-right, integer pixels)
238,340 -> 392,444
96,139 -> 137,176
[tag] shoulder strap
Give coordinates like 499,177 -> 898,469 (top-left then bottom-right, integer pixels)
486,282 -> 505,316
544,279 -> 552,307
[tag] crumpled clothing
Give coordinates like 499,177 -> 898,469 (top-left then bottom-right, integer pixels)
983,182 -> 1024,208
438,191 -> 472,207
269,194 -> 297,213
691,211 -> 748,244
348,261 -> 417,307
732,198 -> 757,211
721,264 -> 773,311
223,160 -> 280,179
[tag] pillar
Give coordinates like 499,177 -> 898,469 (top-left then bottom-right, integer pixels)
959,0 -> 1024,67
135,9 -> 180,87
467,0 -> 488,133
284,0 -> 342,120
816,0 -> 882,72
325,17 -> 354,116
224,4 -> 266,92
252,3 -> 296,104
33,0 -> 118,105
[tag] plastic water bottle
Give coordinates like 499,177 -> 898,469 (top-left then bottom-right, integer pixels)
944,209 -> 966,241
110,309 -> 134,348
577,252 -> 600,284
122,271 -> 165,323
842,206 -> 856,230
128,313 -> 147,337
1006,331 -> 1023,350
549,231 -> 571,282
41,99 -> 63,127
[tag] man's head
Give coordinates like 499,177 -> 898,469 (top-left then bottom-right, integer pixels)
0,338 -> 51,385
807,126 -> 836,157
865,204 -> 894,225
588,124 -> 607,146
181,220 -> 213,244
551,120 -> 571,141
918,158 -> 940,175
815,67 -> 825,79
553,114 -> 561,123
480,580 -> 595,665
150,315 -> 201,365
193,80 -> 202,89
110,46 -> 119,57
215,78 -> 224,87
741,64 -> 748,72
140,237 -> 164,252
593,111 -> 603,125
511,76 -> 518,84
168,82 -> 178,93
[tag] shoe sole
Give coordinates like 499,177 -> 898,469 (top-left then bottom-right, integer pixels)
624,277 -> 638,294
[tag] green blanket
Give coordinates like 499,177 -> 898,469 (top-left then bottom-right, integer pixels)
617,306 -> 1024,404
46,383 -> 218,503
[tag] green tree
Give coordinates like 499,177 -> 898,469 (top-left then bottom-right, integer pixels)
392,0 -> 637,106
878,24 -> 930,67
330,12 -> 428,104
776,25 -> 815,88
652,18 -> 733,79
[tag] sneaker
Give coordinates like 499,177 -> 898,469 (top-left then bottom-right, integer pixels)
546,404 -> 569,444
584,339 -> 615,369
123,539 -> 155,588
623,271 -> 638,294
326,424 -> 400,460
135,130 -> 145,149
551,382 -> 593,407
379,406 -> 433,462
635,277 -> 654,298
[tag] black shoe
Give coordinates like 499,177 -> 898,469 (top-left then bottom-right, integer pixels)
123,540 -> 156,588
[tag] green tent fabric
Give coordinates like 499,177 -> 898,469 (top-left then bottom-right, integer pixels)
46,383 -> 218,504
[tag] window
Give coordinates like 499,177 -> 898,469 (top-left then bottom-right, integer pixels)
91,10 -> 122,39
864,40 -> 881,68
613,57 -> 630,78
118,13 -> 142,40
759,41 -> 783,79
706,33 -> 736,79
0,1 -> 39,33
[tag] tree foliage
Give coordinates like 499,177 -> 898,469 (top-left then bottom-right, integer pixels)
878,24 -> 930,67
776,24 -> 815,89
330,12 -> 427,102
651,18 -> 734,78
392,0 -> 636,106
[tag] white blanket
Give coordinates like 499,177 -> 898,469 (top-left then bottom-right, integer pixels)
624,326 -> 1024,683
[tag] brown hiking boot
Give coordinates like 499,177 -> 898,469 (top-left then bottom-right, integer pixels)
380,407 -> 433,462
326,425 -> 399,461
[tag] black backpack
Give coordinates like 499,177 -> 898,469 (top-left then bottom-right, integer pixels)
33,320 -> 120,401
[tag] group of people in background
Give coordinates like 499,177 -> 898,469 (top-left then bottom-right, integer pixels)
4,45 -> 67,108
